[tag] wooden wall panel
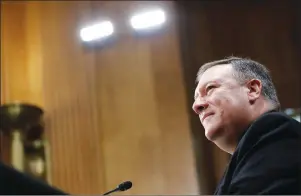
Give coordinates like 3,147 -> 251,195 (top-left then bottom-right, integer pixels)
37,1 -> 106,193
90,1 -> 198,194
24,2 -> 44,107
1,2 -> 6,104
148,19 -> 199,194
1,2 -> 29,103
1,1 -> 199,195
0,1 -> 28,165
1,1 -> 44,106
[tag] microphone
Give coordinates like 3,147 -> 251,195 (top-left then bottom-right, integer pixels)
103,181 -> 132,195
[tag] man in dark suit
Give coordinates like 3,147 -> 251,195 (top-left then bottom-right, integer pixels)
192,57 -> 301,194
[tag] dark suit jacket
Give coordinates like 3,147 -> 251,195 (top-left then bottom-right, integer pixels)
0,161 -> 67,194
214,110 -> 301,195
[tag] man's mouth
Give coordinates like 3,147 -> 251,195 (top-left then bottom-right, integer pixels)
202,113 -> 214,122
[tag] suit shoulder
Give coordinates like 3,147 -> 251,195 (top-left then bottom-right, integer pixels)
242,111 -> 300,142
235,111 -> 301,160
252,111 -> 300,132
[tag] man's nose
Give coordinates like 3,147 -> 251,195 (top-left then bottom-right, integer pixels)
192,99 -> 208,114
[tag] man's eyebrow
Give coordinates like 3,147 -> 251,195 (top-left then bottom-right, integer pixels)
198,81 -> 209,90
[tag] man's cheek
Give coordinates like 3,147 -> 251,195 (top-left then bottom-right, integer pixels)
210,95 -> 223,107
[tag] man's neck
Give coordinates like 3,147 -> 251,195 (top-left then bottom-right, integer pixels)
250,99 -> 276,123
228,102 -> 276,155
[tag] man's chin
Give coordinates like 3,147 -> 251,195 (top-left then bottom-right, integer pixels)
205,128 -> 218,141
205,128 -> 221,142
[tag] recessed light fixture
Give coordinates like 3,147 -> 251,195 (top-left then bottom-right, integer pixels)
130,9 -> 166,31
80,21 -> 114,42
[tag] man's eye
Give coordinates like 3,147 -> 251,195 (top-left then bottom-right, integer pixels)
206,85 -> 215,93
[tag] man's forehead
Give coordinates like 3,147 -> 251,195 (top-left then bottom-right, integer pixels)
197,64 -> 233,86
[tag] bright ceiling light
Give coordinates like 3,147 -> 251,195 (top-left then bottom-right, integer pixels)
80,21 -> 114,42
130,9 -> 166,30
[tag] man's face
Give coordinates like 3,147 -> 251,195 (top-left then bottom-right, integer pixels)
193,64 -> 251,148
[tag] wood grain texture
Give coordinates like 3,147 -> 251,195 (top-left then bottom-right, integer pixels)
1,1 -> 28,165
1,1 -> 199,194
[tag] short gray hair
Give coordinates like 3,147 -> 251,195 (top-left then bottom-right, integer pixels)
197,56 -> 280,111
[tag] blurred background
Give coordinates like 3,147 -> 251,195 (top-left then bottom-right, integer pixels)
0,0 -> 300,195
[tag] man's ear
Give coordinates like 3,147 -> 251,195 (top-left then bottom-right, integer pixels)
246,79 -> 262,103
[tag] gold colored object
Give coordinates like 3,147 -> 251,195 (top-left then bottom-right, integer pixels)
0,103 -> 51,183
